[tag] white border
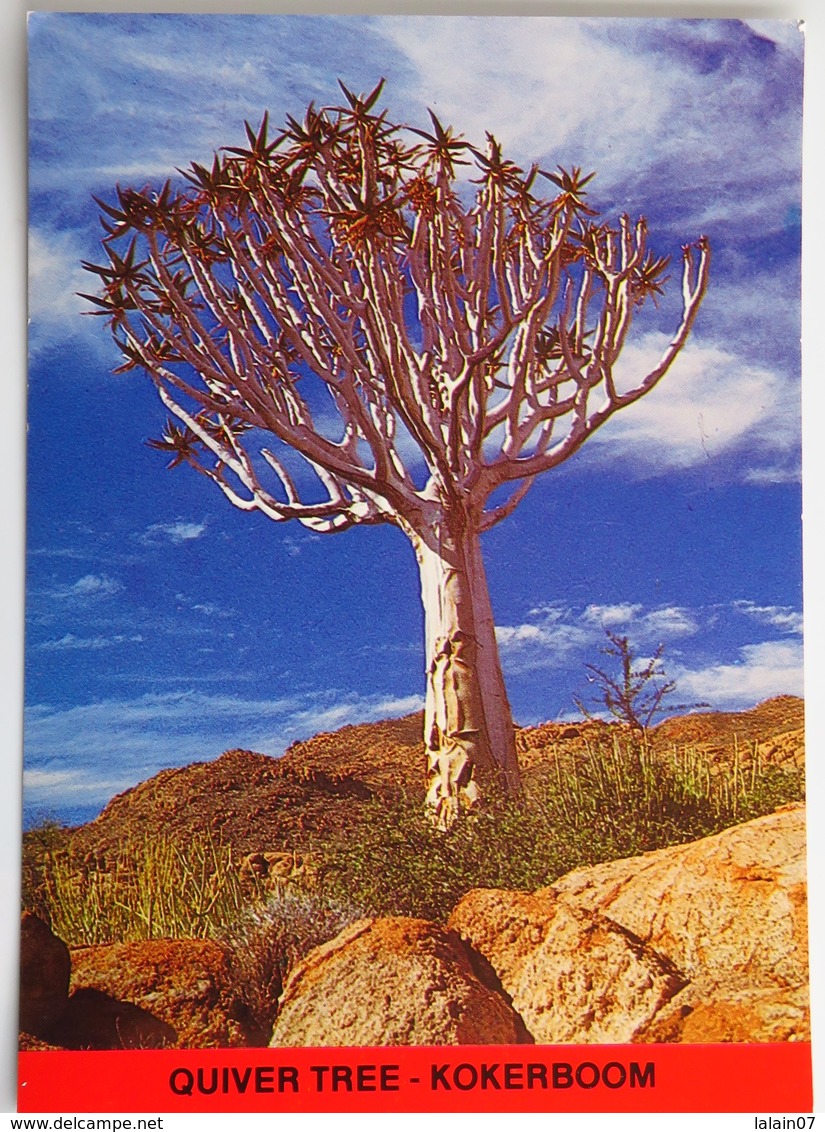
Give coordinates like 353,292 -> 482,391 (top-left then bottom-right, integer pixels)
4,3 -> 821,1126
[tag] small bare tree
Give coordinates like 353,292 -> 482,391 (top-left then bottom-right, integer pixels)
574,630 -> 706,731
82,81 -> 709,828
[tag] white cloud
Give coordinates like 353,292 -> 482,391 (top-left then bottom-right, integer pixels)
173,593 -> 234,620
496,605 -> 595,673
735,601 -> 804,636
499,598 -> 803,714
29,229 -> 86,324
378,18 -> 667,182
48,573 -> 121,602
742,20 -> 804,52
642,607 -> 701,638
589,334 -> 800,478
28,227 -> 117,362
379,18 -> 801,230
141,520 -> 207,545
69,574 -> 120,597
40,633 -> 143,651
24,768 -> 123,798
673,640 -> 803,708
278,694 -> 424,740
498,600 -> 704,676
582,603 -> 643,627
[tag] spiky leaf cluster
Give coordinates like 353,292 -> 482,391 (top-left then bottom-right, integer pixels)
83,81 -> 709,535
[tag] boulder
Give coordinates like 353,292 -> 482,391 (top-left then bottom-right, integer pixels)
549,803 -> 807,989
448,889 -> 684,1043
449,805 -> 808,1043
19,912 -> 70,1038
239,850 -> 320,891
269,916 -> 531,1047
70,939 -> 251,1048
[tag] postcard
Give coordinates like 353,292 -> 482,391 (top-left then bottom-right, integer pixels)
20,13 -> 809,1114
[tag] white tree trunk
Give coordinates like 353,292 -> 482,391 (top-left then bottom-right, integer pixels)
412,522 -> 520,830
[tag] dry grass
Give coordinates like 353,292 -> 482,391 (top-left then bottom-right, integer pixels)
223,889 -> 369,1042
29,833 -> 255,947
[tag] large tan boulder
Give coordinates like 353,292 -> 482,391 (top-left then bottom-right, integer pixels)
69,939 -> 251,1048
19,913 -> 70,1038
269,917 -> 531,1047
449,805 -> 808,1043
448,888 -> 684,1043
550,803 -> 807,988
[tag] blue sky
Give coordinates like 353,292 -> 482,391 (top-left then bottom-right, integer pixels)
25,14 -> 805,826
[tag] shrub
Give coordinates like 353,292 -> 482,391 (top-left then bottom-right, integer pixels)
223,889 -> 369,1043
319,732 -> 804,922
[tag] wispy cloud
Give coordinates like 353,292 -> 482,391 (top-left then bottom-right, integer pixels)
173,595 -> 233,619
28,227 -> 115,362
279,694 -> 423,742
69,574 -> 120,597
49,573 -> 121,601
496,595 -> 804,714
39,633 -> 143,651
140,521 -> 207,546
23,768 -> 125,798
378,18 -> 668,184
496,596 -> 804,711
28,13 -> 392,199
23,686 -> 424,813
498,601 -> 702,675
496,609 -> 592,673
734,601 -> 804,636
378,18 -> 802,230
582,603 -> 699,638
587,333 -> 801,480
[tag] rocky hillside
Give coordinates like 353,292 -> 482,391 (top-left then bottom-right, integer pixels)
54,695 -> 803,864
19,695 -> 808,1051
64,714 -> 423,862
518,693 -> 804,773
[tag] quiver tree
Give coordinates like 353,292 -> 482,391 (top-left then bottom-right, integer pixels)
83,80 -> 710,830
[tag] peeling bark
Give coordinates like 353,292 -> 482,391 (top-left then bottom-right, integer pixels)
414,523 -> 520,830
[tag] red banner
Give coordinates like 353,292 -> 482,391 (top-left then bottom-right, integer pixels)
18,1043 -> 812,1113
